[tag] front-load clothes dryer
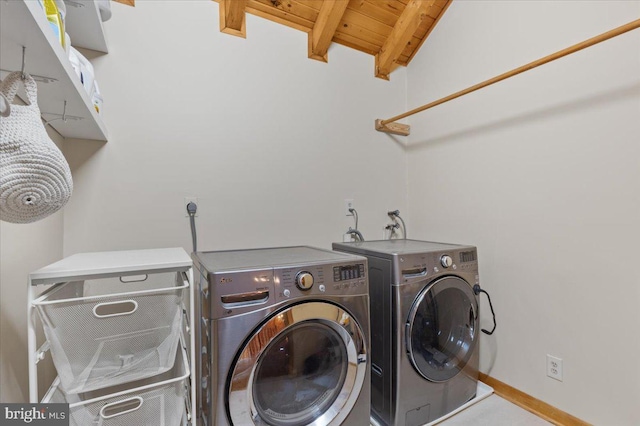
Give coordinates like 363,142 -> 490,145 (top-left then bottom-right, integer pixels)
332,240 -> 481,426
192,246 -> 371,426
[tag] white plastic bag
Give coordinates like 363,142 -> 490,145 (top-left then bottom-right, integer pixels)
0,72 -> 73,223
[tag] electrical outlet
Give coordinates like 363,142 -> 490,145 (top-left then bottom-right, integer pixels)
184,197 -> 198,217
547,355 -> 563,381
344,199 -> 354,216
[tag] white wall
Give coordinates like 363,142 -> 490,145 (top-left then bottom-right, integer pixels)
4,0 -> 408,405
0,130 -> 64,402
9,1 -> 637,422
405,1 -> 640,424
63,2 -> 408,256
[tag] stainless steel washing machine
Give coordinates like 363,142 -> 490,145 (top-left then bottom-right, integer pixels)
332,240 -> 483,426
192,246 -> 371,426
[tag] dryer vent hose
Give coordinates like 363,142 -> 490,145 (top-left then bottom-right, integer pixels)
474,284 -> 496,335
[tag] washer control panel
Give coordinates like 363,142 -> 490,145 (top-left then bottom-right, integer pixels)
440,255 -> 453,268
333,263 -> 365,281
275,261 -> 367,301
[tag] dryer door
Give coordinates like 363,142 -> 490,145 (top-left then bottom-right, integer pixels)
406,276 -> 478,382
228,301 -> 367,426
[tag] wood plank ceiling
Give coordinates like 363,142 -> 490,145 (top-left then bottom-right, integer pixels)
114,0 -> 451,80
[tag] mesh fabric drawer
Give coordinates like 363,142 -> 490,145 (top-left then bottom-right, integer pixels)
33,272 -> 187,393
44,343 -> 189,426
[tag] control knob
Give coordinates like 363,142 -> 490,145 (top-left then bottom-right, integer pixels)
295,271 -> 314,290
440,255 -> 453,268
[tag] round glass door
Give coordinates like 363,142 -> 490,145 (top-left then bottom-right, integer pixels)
228,302 -> 367,426
406,276 -> 478,382
253,323 -> 347,425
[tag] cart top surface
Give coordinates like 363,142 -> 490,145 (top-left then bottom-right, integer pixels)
29,247 -> 192,285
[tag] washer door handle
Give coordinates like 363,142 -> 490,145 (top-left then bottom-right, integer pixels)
221,290 -> 269,308
402,267 -> 427,279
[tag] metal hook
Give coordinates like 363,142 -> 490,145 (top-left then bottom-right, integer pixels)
61,100 -> 67,122
0,69 -> 58,83
1,43 -> 57,83
44,101 -> 76,127
21,46 -> 26,80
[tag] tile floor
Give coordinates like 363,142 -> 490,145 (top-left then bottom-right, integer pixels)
438,395 -> 552,425
370,395 -> 552,426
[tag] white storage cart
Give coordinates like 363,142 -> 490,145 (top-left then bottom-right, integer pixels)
28,248 -> 196,426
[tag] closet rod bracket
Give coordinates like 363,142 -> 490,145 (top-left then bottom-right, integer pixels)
375,119 -> 410,136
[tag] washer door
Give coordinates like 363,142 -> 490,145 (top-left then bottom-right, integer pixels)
228,301 -> 367,426
406,276 -> 478,382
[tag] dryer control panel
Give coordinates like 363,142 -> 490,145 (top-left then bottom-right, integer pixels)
397,248 -> 479,286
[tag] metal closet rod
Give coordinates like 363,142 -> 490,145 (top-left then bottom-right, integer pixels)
378,18 -> 640,129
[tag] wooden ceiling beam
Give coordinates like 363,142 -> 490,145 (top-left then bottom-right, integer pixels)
308,0 -> 349,62
113,0 -> 134,6
245,0 -> 314,33
220,0 -> 247,38
375,0 -> 435,80
405,0 -> 451,64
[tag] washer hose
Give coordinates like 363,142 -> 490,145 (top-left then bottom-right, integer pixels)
387,210 -> 406,239
346,227 -> 365,241
186,202 -> 198,253
349,208 -> 359,230
347,208 -> 364,241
